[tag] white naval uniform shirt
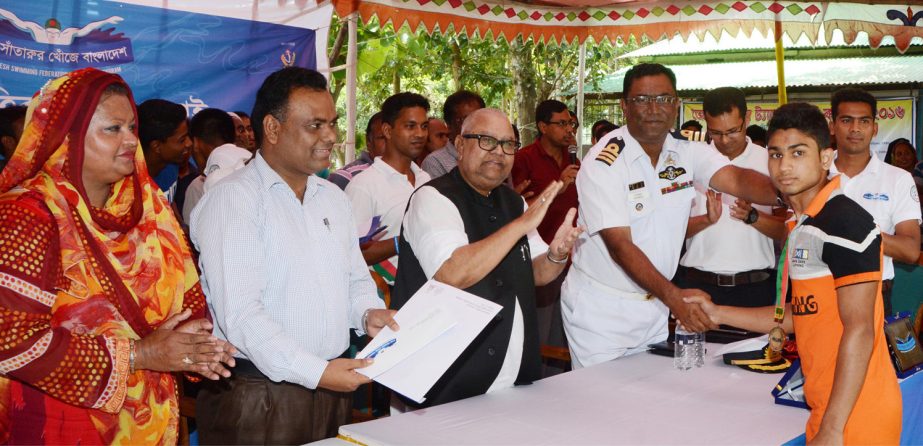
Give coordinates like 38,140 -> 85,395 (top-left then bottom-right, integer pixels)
346,157 -> 430,266
829,153 -> 921,280
402,186 -> 549,393
680,140 -> 776,274
571,126 -> 730,294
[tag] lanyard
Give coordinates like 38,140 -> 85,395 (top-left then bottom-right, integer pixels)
774,237 -> 789,324
774,215 -> 806,324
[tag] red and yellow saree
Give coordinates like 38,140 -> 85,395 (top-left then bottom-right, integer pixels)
0,68 -> 206,444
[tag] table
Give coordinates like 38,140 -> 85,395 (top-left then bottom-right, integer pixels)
331,346 -> 810,445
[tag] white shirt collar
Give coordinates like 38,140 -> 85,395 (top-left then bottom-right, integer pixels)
829,151 -> 881,179
253,151 -> 323,198
371,156 -> 424,180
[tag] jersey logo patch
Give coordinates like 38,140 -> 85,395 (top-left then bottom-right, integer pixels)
862,192 -> 890,201
595,136 -> 625,166
660,181 -> 693,195
658,166 -> 687,181
791,294 -> 818,316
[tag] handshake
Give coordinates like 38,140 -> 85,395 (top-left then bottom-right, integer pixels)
667,288 -> 721,333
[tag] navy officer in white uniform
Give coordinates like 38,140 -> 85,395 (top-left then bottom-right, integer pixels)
562,63 -> 780,368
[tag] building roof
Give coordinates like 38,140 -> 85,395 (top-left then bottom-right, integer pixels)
582,56 -> 923,94
618,28 -> 923,59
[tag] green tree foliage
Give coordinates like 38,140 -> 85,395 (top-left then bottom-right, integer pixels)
327,15 -> 643,165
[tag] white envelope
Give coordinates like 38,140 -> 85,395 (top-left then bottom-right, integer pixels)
355,280 -> 503,404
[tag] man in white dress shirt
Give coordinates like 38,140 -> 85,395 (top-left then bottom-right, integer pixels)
827,87 -> 921,315
191,67 -> 397,444
675,87 -> 785,308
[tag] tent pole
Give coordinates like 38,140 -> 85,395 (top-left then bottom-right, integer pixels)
577,40 -> 587,152
773,18 -> 787,106
345,11 -> 358,163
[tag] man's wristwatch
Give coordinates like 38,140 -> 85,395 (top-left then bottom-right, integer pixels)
362,308 -> 372,333
744,208 -> 759,225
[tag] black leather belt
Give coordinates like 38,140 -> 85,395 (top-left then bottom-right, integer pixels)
686,268 -> 771,287
232,358 -> 268,379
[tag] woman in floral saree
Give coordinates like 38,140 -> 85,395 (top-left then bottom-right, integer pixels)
0,68 -> 235,444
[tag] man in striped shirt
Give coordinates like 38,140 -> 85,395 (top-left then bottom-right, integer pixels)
329,112 -> 386,190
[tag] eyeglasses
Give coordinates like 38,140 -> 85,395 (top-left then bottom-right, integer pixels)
462,134 -> 521,155
706,122 -> 745,139
624,95 -> 679,106
546,120 -> 579,130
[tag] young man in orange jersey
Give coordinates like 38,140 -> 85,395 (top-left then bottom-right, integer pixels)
687,102 -> 901,444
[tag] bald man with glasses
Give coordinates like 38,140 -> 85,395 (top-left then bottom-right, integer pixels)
392,108 -> 582,409
561,64 -> 780,368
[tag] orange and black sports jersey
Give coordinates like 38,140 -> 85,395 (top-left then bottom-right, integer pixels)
786,175 -> 901,444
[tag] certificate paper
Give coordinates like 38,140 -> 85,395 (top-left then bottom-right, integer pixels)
355,280 -> 502,403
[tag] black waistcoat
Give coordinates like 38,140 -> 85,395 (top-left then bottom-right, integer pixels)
392,168 -> 541,408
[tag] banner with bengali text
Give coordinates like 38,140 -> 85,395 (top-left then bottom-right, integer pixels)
682,98 -> 917,159
0,0 -> 330,116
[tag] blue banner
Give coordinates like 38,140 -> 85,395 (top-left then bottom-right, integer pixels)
0,1 -> 325,115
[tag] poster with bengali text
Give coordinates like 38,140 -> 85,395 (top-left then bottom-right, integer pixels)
683,98 -> 916,159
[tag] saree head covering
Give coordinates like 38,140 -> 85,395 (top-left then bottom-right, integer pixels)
0,68 -> 207,444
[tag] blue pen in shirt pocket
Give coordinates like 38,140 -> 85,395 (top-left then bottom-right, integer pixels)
363,338 -> 397,359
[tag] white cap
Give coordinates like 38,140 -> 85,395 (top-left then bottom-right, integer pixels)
203,144 -> 252,191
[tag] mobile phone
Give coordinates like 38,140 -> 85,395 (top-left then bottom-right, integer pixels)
647,341 -> 675,357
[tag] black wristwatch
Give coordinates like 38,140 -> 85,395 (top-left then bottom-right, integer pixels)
744,208 -> 759,225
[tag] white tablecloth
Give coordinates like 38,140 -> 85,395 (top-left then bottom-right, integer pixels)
325,345 -> 808,445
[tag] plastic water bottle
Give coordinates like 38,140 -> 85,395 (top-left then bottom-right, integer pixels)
674,326 -> 702,370
694,331 -> 706,368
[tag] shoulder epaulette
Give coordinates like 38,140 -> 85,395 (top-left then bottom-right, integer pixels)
671,128 -> 706,142
595,136 -> 626,166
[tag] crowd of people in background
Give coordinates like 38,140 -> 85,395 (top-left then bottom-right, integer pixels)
0,63 -> 916,444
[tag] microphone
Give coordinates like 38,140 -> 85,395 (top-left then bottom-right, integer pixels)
568,145 -> 578,165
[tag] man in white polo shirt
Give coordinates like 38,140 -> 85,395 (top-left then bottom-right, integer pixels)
827,87 -> 921,315
562,64 -> 779,369
675,87 -> 786,308
346,92 -> 431,281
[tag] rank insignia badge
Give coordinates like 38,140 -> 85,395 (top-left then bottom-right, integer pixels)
596,136 -> 625,166
658,166 -> 687,180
